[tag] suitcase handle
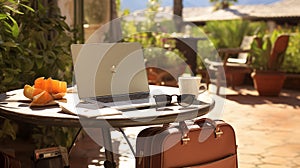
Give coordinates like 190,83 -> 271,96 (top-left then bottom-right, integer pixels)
194,118 -> 217,128
194,118 -> 224,138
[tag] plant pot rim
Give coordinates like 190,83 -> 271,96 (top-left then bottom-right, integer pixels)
251,70 -> 286,75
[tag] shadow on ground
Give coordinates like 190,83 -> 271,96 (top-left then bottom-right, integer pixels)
224,86 -> 300,109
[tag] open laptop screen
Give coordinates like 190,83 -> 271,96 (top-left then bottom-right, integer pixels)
71,42 -> 150,102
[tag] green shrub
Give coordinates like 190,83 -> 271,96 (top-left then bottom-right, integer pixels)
204,20 -> 267,49
253,25 -> 300,73
282,28 -> 300,73
0,0 -> 74,93
32,126 -> 79,148
0,0 -> 76,147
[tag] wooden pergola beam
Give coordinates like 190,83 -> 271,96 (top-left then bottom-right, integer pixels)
173,0 -> 183,31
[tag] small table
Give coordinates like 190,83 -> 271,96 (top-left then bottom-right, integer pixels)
0,85 -> 214,168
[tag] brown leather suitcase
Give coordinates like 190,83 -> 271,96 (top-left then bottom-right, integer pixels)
136,118 -> 238,168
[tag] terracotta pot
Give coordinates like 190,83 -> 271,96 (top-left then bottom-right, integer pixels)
251,71 -> 286,96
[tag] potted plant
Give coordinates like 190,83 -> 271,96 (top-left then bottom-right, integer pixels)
250,33 -> 289,96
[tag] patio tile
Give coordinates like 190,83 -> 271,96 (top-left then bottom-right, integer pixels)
238,153 -> 262,165
265,143 -> 300,157
257,164 -> 284,168
238,163 -> 257,168
223,86 -> 300,168
261,155 -> 293,165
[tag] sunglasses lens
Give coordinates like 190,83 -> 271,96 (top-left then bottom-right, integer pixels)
154,95 -> 171,107
178,94 -> 195,107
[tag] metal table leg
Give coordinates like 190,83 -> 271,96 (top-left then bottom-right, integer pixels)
102,127 -> 117,168
67,127 -> 82,154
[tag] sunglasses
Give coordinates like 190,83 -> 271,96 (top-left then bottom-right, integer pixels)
153,94 -> 196,107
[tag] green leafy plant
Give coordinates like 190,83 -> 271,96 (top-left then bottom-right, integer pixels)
282,29 -> 300,73
0,0 -> 74,93
15,0 -> 74,83
204,20 -> 253,48
204,20 -> 268,49
0,0 -> 76,147
32,126 -> 79,148
0,0 -> 33,141
0,0 -> 34,92
0,119 -> 18,141
209,0 -> 237,10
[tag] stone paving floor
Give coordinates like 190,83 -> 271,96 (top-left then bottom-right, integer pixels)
88,85 -> 300,168
221,86 -> 300,168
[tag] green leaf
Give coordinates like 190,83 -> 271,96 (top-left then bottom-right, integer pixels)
20,3 -> 35,12
0,119 -> 17,140
35,57 -> 44,69
0,13 -> 8,20
7,15 -> 19,37
2,41 -> 17,47
21,57 -> 34,72
3,20 -> 12,30
2,74 -> 15,84
3,5 -> 24,15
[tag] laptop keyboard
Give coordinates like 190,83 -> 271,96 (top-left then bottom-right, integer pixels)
92,92 -> 157,111
95,92 -> 150,103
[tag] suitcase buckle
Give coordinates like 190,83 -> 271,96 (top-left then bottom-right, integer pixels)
215,127 -> 223,138
181,134 -> 190,145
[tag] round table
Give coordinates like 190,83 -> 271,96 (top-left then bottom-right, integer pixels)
0,85 -> 214,168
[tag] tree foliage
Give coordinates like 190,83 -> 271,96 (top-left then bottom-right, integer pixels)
209,0 -> 238,10
204,20 -> 265,49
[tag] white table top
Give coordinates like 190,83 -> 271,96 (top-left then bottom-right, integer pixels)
0,85 -> 214,128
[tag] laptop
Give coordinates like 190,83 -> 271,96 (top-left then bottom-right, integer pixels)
71,42 -> 155,110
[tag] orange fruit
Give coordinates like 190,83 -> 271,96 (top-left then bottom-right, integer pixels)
34,77 -> 67,94
51,79 -> 67,93
23,84 -> 44,99
34,77 -> 52,93
34,77 -> 45,89
52,92 -> 65,100
31,90 -> 53,105
24,77 -> 67,104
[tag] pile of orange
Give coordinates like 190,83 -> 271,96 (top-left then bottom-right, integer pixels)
23,77 -> 67,106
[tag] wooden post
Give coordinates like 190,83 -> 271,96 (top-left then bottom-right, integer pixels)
173,0 -> 183,32
74,0 -> 84,43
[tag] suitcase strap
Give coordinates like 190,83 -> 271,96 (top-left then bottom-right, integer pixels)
194,118 -> 224,138
178,118 -> 224,145
179,121 -> 190,145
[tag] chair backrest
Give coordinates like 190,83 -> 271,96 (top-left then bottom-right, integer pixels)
226,35 -> 259,64
271,35 -> 289,56
238,35 -> 258,60
269,34 -> 289,69
240,36 -> 256,50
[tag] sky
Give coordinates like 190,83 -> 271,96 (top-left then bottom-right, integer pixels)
121,0 -> 280,12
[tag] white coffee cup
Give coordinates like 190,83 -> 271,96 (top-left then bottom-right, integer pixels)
178,76 -> 206,97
